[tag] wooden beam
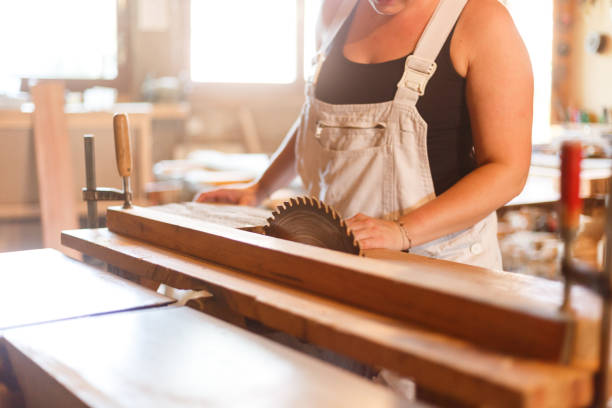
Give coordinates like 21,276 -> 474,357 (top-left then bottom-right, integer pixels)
102,205 -> 598,366
61,228 -> 594,408
30,82 -> 80,259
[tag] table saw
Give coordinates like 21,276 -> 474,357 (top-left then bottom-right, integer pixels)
9,112 -> 612,407
59,198 -> 605,407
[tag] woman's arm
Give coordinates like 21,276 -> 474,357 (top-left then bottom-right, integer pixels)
347,0 -> 533,250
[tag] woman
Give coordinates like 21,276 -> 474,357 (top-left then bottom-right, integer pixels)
196,0 -> 532,271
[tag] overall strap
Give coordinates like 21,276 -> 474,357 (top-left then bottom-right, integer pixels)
396,0 -> 468,106
311,0 -> 359,84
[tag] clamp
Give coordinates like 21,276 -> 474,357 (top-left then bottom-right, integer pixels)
82,113 -> 133,228
559,140 -> 612,407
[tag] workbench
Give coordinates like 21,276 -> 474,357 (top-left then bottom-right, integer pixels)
5,307 -> 403,408
0,248 -> 174,406
0,247 -> 408,407
57,202 -> 610,407
0,102 -> 190,219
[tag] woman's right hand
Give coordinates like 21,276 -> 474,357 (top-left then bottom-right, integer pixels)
193,183 -> 260,206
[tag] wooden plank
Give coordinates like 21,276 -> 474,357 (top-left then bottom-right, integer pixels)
61,228 -> 594,408
102,205 -> 581,364
0,248 -> 174,331
152,202 -> 271,233
4,307 -> 404,408
363,248 -> 602,369
30,82 -> 80,259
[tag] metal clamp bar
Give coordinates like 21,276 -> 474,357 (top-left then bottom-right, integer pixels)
83,134 -> 98,228
82,187 -> 130,203
564,260 -> 611,299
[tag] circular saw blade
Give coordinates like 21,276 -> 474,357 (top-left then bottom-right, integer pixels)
263,196 -> 362,255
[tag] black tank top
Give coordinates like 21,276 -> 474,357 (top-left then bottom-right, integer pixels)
315,9 -> 476,196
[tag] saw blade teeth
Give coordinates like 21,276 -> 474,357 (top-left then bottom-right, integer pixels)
330,208 -> 338,220
265,196 -> 361,256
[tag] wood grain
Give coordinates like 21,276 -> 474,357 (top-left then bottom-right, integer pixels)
363,248 -> 602,369
103,205 -> 583,364
31,82 -> 79,258
62,228 -> 595,408
4,307 -> 402,408
0,248 -> 173,331
152,202 -> 271,233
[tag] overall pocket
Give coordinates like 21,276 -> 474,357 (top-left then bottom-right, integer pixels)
311,121 -> 391,218
315,121 -> 387,152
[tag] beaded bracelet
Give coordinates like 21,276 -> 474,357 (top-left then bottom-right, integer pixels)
397,221 -> 412,251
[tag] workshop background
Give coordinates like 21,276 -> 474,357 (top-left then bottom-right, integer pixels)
0,0 -> 611,280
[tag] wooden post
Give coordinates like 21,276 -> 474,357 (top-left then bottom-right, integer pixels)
31,82 -> 80,259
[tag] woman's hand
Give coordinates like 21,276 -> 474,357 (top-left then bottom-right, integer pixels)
193,183 -> 260,206
345,213 -> 404,250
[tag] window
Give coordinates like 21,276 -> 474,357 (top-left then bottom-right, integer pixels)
190,0 -> 298,84
506,0 -> 554,144
0,0 -> 118,81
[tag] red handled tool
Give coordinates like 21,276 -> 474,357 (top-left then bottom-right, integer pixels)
559,140 -> 582,311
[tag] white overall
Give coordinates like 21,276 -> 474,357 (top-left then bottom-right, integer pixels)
296,0 -> 502,270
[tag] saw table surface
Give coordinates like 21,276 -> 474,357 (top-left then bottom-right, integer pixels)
0,248 -> 175,407
0,248 -> 174,331
4,306 -> 404,408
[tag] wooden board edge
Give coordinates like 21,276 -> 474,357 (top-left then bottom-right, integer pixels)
103,207 -> 572,362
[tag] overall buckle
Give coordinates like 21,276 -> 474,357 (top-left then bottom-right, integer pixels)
397,57 -> 437,96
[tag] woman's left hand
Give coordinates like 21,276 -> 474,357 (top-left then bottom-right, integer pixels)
345,213 -> 403,250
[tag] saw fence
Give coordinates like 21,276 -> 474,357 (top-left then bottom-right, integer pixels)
61,202 -> 607,407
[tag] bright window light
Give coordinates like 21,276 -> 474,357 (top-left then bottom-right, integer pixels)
0,0 -> 117,80
303,0 -> 323,79
506,0 -> 553,144
191,0 -> 297,84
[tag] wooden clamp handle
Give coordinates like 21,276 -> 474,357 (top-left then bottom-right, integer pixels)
560,140 -> 582,232
113,113 -> 132,178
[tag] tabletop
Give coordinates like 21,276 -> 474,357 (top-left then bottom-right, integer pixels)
0,248 -> 173,331
4,306 -> 403,408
